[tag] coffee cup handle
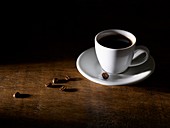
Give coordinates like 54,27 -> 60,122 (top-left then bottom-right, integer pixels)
129,45 -> 149,67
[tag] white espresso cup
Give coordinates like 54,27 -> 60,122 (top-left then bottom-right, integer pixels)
95,29 -> 149,75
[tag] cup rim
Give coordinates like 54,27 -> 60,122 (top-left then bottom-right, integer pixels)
95,29 -> 136,50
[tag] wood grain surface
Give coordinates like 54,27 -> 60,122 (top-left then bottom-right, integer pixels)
0,58 -> 169,128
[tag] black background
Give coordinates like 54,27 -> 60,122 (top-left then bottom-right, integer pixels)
1,0 -> 170,65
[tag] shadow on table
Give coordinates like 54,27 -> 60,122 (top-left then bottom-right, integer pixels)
0,117 -> 87,128
128,68 -> 170,93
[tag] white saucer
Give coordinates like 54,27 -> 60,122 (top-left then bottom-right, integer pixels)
76,47 -> 155,86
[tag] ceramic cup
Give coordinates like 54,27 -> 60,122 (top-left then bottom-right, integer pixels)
95,29 -> 149,75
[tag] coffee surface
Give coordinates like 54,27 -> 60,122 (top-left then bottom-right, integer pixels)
98,35 -> 132,49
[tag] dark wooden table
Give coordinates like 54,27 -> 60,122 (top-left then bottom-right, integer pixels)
0,46 -> 169,128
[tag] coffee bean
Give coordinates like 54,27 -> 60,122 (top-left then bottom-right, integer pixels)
13,92 -> 20,98
102,72 -> 109,79
52,78 -> 68,84
45,82 -> 53,87
65,75 -> 70,81
59,86 -> 67,91
52,78 -> 59,84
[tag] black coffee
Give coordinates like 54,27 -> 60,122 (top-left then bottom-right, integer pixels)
98,34 -> 132,49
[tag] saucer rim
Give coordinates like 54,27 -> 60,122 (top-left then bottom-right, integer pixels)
76,47 -> 155,86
